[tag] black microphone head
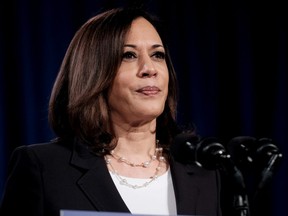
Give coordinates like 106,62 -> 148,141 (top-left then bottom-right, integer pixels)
254,138 -> 283,190
256,138 -> 279,155
196,137 -> 228,170
170,132 -> 200,164
227,136 -> 257,169
254,137 -> 282,168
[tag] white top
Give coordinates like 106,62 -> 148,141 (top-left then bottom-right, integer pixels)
109,169 -> 177,215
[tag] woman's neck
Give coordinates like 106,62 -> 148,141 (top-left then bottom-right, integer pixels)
111,119 -> 157,154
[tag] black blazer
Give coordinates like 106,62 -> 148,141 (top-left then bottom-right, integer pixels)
0,138 -> 222,216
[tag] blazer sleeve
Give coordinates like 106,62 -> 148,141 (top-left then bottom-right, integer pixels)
0,145 -> 44,216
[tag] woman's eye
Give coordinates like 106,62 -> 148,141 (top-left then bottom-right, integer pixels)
122,52 -> 136,60
153,51 -> 165,60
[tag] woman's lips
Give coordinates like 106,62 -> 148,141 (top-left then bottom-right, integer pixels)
136,86 -> 160,95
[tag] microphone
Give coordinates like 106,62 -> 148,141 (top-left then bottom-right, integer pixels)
170,132 -> 200,164
196,137 -> 250,216
226,136 -> 257,170
171,135 -> 247,190
196,137 -> 246,188
171,135 -> 250,215
172,135 -> 244,177
227,136 -> 283,191
255,138 -> 283,190
195,137 -> 230,170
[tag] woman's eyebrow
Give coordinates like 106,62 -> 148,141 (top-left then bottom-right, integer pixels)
124,44 -> 164,48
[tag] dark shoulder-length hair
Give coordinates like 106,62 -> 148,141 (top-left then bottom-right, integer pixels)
48,7 -> 181,154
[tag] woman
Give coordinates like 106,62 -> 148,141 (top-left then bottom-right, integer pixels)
0,7 -> 222,216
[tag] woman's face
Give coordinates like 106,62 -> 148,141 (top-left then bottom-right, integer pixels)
108,17 -> 169,126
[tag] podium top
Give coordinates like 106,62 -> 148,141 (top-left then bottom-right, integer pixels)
60,210 -> 205,216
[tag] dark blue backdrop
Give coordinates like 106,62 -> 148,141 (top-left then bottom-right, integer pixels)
0,1 -> 287,215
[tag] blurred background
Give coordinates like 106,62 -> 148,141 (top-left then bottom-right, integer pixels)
0,0 -> 287,215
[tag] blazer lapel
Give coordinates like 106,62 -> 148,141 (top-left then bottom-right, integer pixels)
70,139 -> 130,212
170,159 -> 200,215
68,139 -> 215,215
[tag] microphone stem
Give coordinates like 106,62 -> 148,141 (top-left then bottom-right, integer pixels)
234,194 -> 250,216
220,155 -> 250,216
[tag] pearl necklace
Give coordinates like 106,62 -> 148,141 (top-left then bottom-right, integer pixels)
109,147 -> 161,168
105,143 -> 166,189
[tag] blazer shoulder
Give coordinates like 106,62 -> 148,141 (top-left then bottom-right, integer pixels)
9,139 -> 73,166
14,138 -> 71,154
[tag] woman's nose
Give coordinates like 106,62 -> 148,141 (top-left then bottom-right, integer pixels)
138,62 -> 157,78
